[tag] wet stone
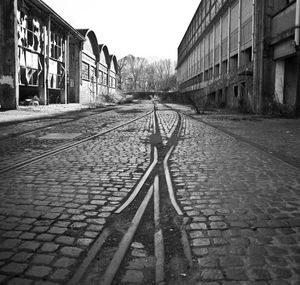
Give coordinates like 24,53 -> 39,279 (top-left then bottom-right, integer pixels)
12,252 -> 33,262
36,233 -> 55,241
32,226 -> 49,233
87,225 -> 103,232
190,223 -> 207,230
86,218 -> 105,225
19,232 -> 36,240
270,267 -> 293,279
25,265 -> 51,278
53,257 -> 76,268
0,239 -> 21,249
60,246 -> 83,257
48,227 -> 67,235
248,255 -> 266,266
220,256 -> 244,267
213,238 -> 228,245
192,238 -> 210,247
6,278 -> 32,285
224,267 -> 248,281
0,251 -> 14,260
248,268 -> 272,281
32,254 -> 55,265
84,231 -> 98,238
132,248 -> 147,258
40,242 -> 59,253
2,231 -> 22,238
19,241 -> 40,251
210,222 -> 228,229
56,236 -> 75,245
50,268 -> 70,281
192,248 -> 209,256
198,257 -> 218,268
2,262 -> 28,274
70,222 -> 87,229
200,269 -> 224,281
77,238 -> 93,247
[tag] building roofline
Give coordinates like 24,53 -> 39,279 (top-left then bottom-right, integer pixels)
27,0 -> 85,41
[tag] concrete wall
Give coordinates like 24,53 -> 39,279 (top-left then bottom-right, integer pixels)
177,0 -> 300,115
0,0 -> 18,110
177,0 -> 257,113
284,56 -> 297,108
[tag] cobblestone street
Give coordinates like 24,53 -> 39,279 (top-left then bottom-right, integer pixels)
0,101 -> 299,284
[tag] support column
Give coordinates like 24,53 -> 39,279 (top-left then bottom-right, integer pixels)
0,0 -> 18,110
61,33 -> 69,104
238,0 -> 242,67
219,17 -> 222,77
212,25 -> 215,78
45,15 -> 51,105
251,0 -> 255,61
227,7 -> 231,74
39,25 -> 47,105
253,0 -> 264,113
96,61 -> 99,101
295,0 -> 300,116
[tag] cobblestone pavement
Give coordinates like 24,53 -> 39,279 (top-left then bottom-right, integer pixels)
0,109 -> 153,284
165,103 -> 300,169
170,114 -> 300,284
0,103 -> 152,172
0,102 -> 299,284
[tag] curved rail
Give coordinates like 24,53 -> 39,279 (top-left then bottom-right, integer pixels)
0,110 -> 153,175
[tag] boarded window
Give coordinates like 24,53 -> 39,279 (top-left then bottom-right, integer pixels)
82,62 -> 89,80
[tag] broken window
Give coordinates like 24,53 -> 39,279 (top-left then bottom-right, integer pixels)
50,32 -> 64,61
82,62 -> 89,81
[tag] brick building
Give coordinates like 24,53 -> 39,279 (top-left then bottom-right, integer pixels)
177,0 -> 300,115
0,0 -> 119,110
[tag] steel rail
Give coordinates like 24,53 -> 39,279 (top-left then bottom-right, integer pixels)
114,146 -> 158,214
163,103 -> 300,171
0,110 -> 153,175
101,184 -> 154,285
154,175 -> 165,284
0,107 -> 116,142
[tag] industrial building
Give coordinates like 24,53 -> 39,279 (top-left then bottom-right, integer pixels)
0,0 -> 119,110
177,0 -> 300,115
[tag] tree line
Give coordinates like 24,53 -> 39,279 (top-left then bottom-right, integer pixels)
118,55 -> 177,93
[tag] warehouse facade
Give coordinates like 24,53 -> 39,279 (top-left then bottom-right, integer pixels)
177,0 -> 300,115
0,0 -> 119,110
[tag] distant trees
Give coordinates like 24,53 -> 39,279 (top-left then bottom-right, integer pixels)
118,55 -> 177,92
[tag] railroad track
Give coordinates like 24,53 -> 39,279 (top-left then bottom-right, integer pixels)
0,109 -> 153,175
0,107 -> 116,143
162,103 -> 300,171
66,106 -> 193,284
0,104 -> 193,284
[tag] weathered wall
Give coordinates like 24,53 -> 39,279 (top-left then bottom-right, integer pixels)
69,41 -> 81,103
0,0 -> 18,110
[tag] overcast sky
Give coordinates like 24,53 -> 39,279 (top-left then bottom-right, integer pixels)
43,0 -> 200,61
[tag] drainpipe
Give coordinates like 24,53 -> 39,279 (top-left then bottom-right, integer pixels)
295,0 -> 300,116
295,0 -> 300,46
46,15 -> 51,105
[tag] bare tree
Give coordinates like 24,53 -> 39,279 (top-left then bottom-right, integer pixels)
118,55 -> 177,92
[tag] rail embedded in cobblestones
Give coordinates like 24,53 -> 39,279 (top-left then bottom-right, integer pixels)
115,146 -> 158,214
163,103 -> 300,171
0,110 -> 153,176
70,106 -> 189,284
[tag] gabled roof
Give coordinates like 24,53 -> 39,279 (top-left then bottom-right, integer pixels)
99,44 -> 110,65
78,29 -> 100,61
109,55 -> 119,74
